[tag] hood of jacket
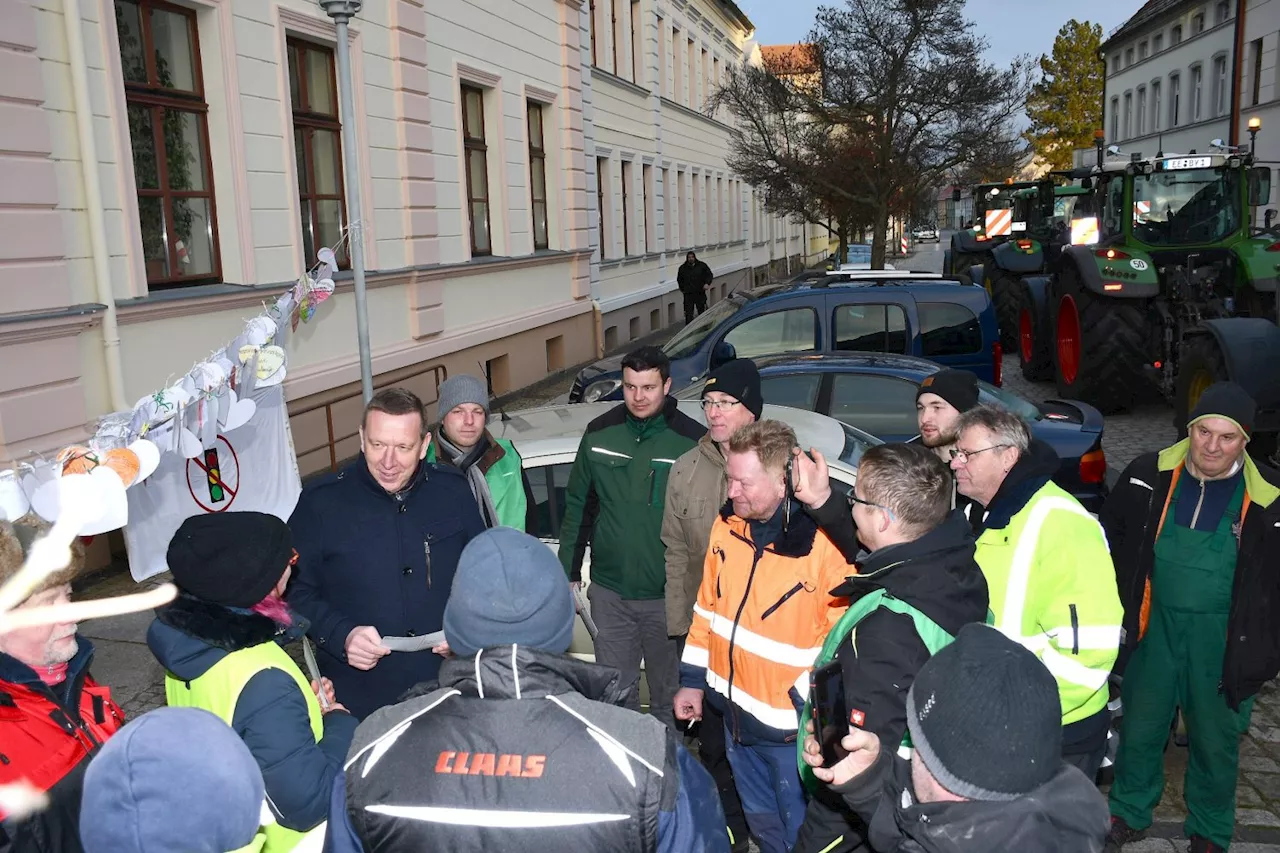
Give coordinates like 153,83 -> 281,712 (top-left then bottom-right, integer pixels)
147,594 -> 303,682
831,510 -> 988,636
410,644 -> 638,707
887,759 -> 1108,853
976,439 -> 1061,532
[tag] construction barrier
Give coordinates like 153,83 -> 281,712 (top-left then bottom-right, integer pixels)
985,208 -> 1013,237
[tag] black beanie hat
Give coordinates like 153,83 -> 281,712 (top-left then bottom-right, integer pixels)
166,512 -> 293,608
1189,381 -> 1256,438
916,369 -> 980,413
704,359 -> 764,419
906,623 -> 1062,801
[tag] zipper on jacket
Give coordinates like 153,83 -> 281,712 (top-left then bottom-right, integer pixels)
424,538 -> 433,589
1191,478 -> 1207,529
1069,604 -> 1080,655
725,529 -> 766,743
761,583 -> 804,621
647,468 -> 657,506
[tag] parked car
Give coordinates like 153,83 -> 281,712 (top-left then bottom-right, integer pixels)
677,352 -> 1108,512
568,271 -> 1003,403
912,225 -> 940,243
491,400 -> 879,662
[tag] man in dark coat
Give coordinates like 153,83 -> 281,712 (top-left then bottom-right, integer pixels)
324,527 -> 729,853
288,387 -> 485,720
677,251 -> 714,322
802,623 -> 1110,853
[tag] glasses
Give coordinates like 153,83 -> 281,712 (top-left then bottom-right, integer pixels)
846,488 -> 895,520
948,444 -> 1010,465
701,399 -> 743,411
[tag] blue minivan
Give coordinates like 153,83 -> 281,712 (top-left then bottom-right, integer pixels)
568,271 -> 1003,403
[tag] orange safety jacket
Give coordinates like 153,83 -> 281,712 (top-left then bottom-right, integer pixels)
680,504 -> 849,741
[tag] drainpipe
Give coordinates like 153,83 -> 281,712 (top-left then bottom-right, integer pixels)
1230,0 -> 1246,147
64,0 -> 128,413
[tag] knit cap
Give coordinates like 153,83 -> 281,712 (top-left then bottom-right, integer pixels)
906,623 -> 1062,801
1188,381 -> 1256,438
916,369 -> 980,413
80,706 -> 265,853
437,375 -> 491,419
166,511 -> 292,608
443,527 -> 576,658
704,359 -> 764,419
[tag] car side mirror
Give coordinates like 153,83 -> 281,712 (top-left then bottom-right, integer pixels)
1250,166 -> 1272,206
710,340 -> 737,369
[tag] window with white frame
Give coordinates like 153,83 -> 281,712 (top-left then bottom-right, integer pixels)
621,160 -> 632,256
1151,80 -> 1162,132
1110,96 -> 1120,141
461,85 -> 492,256
692,174 -> 702,245
1123,91 -> 1132,138
527,100 -> 548,251
1154,33 -> 1163,52
596,157 -> 609,257
1169,72 -> 1181,126
1137,86 -> 1146,135
1215,1 -> 1228,24
1139,40 -> 1148,60
642,164 -> 655,252
1212,54 -> 1228,117
1192,11 -> 1205,33
1191,63 -> 1203,122
1252,38 -> 1264,106
1172,25 -> 1183,45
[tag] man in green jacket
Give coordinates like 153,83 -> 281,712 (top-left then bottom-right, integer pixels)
561,346 -> 706,723
949,403 -> 1122,780
427,374 -> 534,531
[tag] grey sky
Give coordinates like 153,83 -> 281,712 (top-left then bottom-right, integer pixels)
740,0 -> 1137,69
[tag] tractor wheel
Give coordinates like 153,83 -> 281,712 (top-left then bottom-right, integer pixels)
1018,284 -> 1053,382
1051,266 -> 1150,414
1174,335 -> 1227,438
990,268 -> 1021,352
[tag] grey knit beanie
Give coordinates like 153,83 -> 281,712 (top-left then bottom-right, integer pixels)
437,374 -> 490,419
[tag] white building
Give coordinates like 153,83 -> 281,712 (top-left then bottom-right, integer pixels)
1101,0 -> 1238,159
1238,0 -> 1280,177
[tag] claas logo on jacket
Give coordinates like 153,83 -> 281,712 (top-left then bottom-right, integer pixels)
435,751 -> 546,778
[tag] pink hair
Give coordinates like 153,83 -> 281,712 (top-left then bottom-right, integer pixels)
251,592 -> 294,627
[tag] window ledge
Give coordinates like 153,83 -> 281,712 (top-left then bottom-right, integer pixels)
0,303 -> 106,345
591,68 -> 652,100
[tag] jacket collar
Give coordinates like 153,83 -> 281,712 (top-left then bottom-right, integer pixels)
976,439 -> 1060,532
1158,438 -> 1280,509
351,454 -> 430,500
431,425 -> 505,475
719,498 -> 820,558
154,593 -> 303,652
0,635 -> 95,693
432,645 -> 637,706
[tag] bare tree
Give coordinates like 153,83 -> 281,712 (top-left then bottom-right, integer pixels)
712,0 -> 1031,268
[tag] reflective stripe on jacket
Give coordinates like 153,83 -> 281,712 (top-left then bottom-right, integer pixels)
975,481 -> 1123,725
682,505 -> 848,738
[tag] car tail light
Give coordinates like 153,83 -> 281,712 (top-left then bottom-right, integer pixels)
1079,448 -> 1107,484
1267,242 -> 1280,252
992,339 -> 1003,386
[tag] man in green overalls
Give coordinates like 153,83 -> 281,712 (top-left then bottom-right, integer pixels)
1101,382 -> 1280,853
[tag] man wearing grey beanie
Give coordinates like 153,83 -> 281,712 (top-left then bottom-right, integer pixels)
325,528 -> 730,853
426,374 -> 534,530
801,623 -> 1110,852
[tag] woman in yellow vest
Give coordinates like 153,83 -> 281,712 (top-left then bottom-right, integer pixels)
147,512 -> 358,852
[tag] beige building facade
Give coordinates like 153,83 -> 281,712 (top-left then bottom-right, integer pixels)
0,0 -> 822,476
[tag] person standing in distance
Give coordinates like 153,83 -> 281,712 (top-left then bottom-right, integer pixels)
288,387 -> 485,720
559,346 -> 705,724
678,251 -> 714,323
662,358 -> 762,851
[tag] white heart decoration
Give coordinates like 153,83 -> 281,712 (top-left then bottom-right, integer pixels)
36,468 -> 130,535
127,439 -> 160,484
220,388 -> 257,432
178,428 -> 204,459
21,463 -> 56,504
254,346 -> 287,386
317,247 -> 337,266
30,476 -> 62,523
313,277 -> 335,296
0,471 -> 30,521
245,317 -> 277,347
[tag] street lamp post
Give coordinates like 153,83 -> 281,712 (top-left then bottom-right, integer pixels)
318,0 -> 374,405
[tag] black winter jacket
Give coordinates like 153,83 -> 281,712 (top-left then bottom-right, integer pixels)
831,748 -> 1109,852
1099,448 -> 1280,709
677,260 -> 714,293
148,596 -> 358,833
324,646 -> 729,853
288,458 -> 485,719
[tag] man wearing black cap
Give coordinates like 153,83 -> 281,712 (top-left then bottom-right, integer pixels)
1102,382 -> 1280,853
661,358 -> 763,851
326,528 -> 729,853
801,623 -> 1110,852
915,369 -> 980,464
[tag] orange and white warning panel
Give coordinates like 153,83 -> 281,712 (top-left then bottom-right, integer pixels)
985,208 -> 1013,236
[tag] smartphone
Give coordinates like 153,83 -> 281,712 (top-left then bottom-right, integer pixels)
810,660 -> 849,767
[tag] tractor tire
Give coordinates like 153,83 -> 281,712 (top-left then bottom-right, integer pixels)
990,268 -> 1021,352
1051,266 -> 1150,414
1018,284 -> 1053,382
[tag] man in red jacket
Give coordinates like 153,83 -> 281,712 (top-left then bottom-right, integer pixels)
0,517 -> 124,853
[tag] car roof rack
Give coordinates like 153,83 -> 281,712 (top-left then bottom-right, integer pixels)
813,271 -> 964,287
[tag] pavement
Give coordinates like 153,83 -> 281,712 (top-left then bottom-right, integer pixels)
69,240 -> 1280,851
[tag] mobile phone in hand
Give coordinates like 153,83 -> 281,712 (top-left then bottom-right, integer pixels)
810,660 -> 849,767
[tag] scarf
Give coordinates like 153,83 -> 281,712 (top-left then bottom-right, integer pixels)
436,431 -> 500,528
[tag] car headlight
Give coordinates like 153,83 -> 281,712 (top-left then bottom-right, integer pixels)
582,379 -> 621,402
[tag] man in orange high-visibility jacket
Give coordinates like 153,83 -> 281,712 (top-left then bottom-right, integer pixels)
674,420 -> 849,853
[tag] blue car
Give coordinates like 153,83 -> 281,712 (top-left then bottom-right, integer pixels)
676,352 -> 1109,512
569,271 -> 1004,403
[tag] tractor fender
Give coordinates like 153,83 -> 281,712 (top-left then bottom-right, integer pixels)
943,248 -> 953,276
991,239 -> 1045,275
1021,274 -> 1054,346
1062,245 -> 1160,299
1191,319 -> 1280,410
967,265 -> 986,289
952,230 -> 985,253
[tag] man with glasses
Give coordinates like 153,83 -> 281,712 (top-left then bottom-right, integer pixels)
662,359 -> 762,851
949,404 -> 1122,779
787,443 -> 989,853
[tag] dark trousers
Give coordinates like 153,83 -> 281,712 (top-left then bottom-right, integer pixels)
1062,707 -> 1111,782
683,288 -> 708,323
588,584 -> 679,724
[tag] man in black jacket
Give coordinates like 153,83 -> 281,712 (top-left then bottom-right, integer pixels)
324,527 -> 728,853
789,444 -> 990,853
801,623 -> 1110,853
677,252 -> 714,322
1102,383 -> 1280,853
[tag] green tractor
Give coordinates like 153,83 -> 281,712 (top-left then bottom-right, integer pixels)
943,179 -> 1044,282
984,180 -> 1097,351
1014,130 -> 1280,450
